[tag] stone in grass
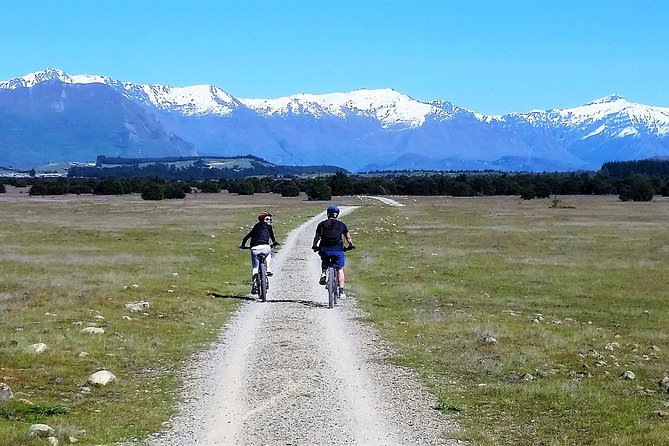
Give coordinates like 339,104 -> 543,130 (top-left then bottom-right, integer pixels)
27,423 -> 55,438
620,370 -> 636,380
88,370 -> 117,386
125,301 -> 150,312
658,376 -> 669,393
47,437 -> 59,446
80,327 -> 105,335
0,382 -> 12,404
25,343 -> 48,355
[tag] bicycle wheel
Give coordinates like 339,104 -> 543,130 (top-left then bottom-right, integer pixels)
258,262 -> 268,302
326,267 -> 336,309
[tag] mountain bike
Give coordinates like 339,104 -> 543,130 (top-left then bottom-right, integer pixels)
240,244 -> 278,302
319,246 -> 355,309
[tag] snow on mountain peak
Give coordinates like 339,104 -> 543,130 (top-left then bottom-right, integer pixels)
124,83 -> 240,116
0,68 -> 239,116
2,69 -> 668,136
0,68 -> 112,89
240,88 -> 440,127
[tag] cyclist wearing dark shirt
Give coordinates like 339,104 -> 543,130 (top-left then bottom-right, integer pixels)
240,212 -> 279,294
312,205 -> 354,298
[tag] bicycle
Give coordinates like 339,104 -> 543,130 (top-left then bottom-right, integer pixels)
318,245 -> 355,309
240,244 -> 278,302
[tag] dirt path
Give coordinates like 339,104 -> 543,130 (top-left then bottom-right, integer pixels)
146,208 -> 459,445
359,196 -> 405,207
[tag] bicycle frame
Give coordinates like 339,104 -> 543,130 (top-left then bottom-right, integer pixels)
321,254 -> 340,309
240,246 -> 273,302
255,253 -> 269,302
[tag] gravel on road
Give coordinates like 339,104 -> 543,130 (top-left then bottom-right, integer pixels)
145,207 -> 461,445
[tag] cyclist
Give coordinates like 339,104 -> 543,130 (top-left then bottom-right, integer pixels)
239,212 -> 279,294
312,205 -> 355,299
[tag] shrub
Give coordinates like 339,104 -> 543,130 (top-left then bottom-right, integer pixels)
619,175 -> 654,202
28,181 -> 66,196
307,179 -> 332,201
200,180 -> 219,193
281,184 -> 301,197
94,177 -> 124,195
141,182 -> 165,200
164,183 -> 186,199
68,182 -> 94,195
236,180 -> 255,195
519,185 -> 536,200
660,181 -> 669,197
0,183 -> 5,193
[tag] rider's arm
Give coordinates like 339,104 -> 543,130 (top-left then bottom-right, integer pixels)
240,232 -> 251,247
240,224 -> 257,247
342,222 -> 353,247
312,223 -> 322,250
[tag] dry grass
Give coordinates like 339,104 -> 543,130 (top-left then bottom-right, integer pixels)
0,189 -> 323,445
347,195 -> 669,446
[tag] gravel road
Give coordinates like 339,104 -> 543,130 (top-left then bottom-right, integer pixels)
146,207 -> 460,445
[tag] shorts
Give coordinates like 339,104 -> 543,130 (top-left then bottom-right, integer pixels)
319,246 -> 345,269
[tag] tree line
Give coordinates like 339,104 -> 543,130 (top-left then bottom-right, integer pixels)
2,169 -> 669,202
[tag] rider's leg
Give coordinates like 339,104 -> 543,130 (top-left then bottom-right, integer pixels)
337,268 -> 346,298
318,251 -> 327,284
250,250 -> 260,276
249,248 -> 260,294
336,252 -> 346,297
266,251 -> 273,276
337,268 -> 346,289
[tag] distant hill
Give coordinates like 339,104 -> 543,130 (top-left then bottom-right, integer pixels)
67,155 -> 345,179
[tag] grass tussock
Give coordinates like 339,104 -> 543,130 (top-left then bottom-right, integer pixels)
347,195 -> 669,446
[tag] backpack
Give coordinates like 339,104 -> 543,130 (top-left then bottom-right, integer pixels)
320,219 -> 343,247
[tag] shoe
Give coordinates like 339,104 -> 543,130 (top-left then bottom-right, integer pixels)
339,291 -> 346,299
267,271 -> 273,277
319,275 -> 326,285
251,285 -> 258,295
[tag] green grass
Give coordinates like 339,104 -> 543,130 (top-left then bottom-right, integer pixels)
0,189 -> 323,445
347,195 -> 669,446
5,191 -> 669,445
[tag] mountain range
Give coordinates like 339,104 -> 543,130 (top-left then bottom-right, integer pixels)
1,68 -> 668,172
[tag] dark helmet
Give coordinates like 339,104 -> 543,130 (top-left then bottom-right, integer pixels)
257,211 -> 272,222
326,205 -> 339,217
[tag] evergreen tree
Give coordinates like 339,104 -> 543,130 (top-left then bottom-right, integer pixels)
200,180 -> 220,193
307,179 -> 332,201
519,185 -> 536,200
164,183 -> 186,199
281,184 -> 301,197
94,177 -> 124,195
236,180 -> 255,195
141,182 -> 165,200
619,175 -> 654,202
329,171 -> 354,196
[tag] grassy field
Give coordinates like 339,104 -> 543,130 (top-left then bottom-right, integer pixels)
347,195 -> 669,445
3,189 -> 669,445
0,187 -> 323,445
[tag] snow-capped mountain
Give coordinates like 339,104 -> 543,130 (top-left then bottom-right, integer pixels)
1,68 -> 668,171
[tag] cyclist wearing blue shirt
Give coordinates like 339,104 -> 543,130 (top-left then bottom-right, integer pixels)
312,205 -> 355,298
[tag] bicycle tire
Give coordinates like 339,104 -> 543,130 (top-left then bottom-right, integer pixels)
326,267 -> 336,309
258,262 -> 268,302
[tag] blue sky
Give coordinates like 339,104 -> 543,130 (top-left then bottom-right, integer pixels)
2,0 -> 667,115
